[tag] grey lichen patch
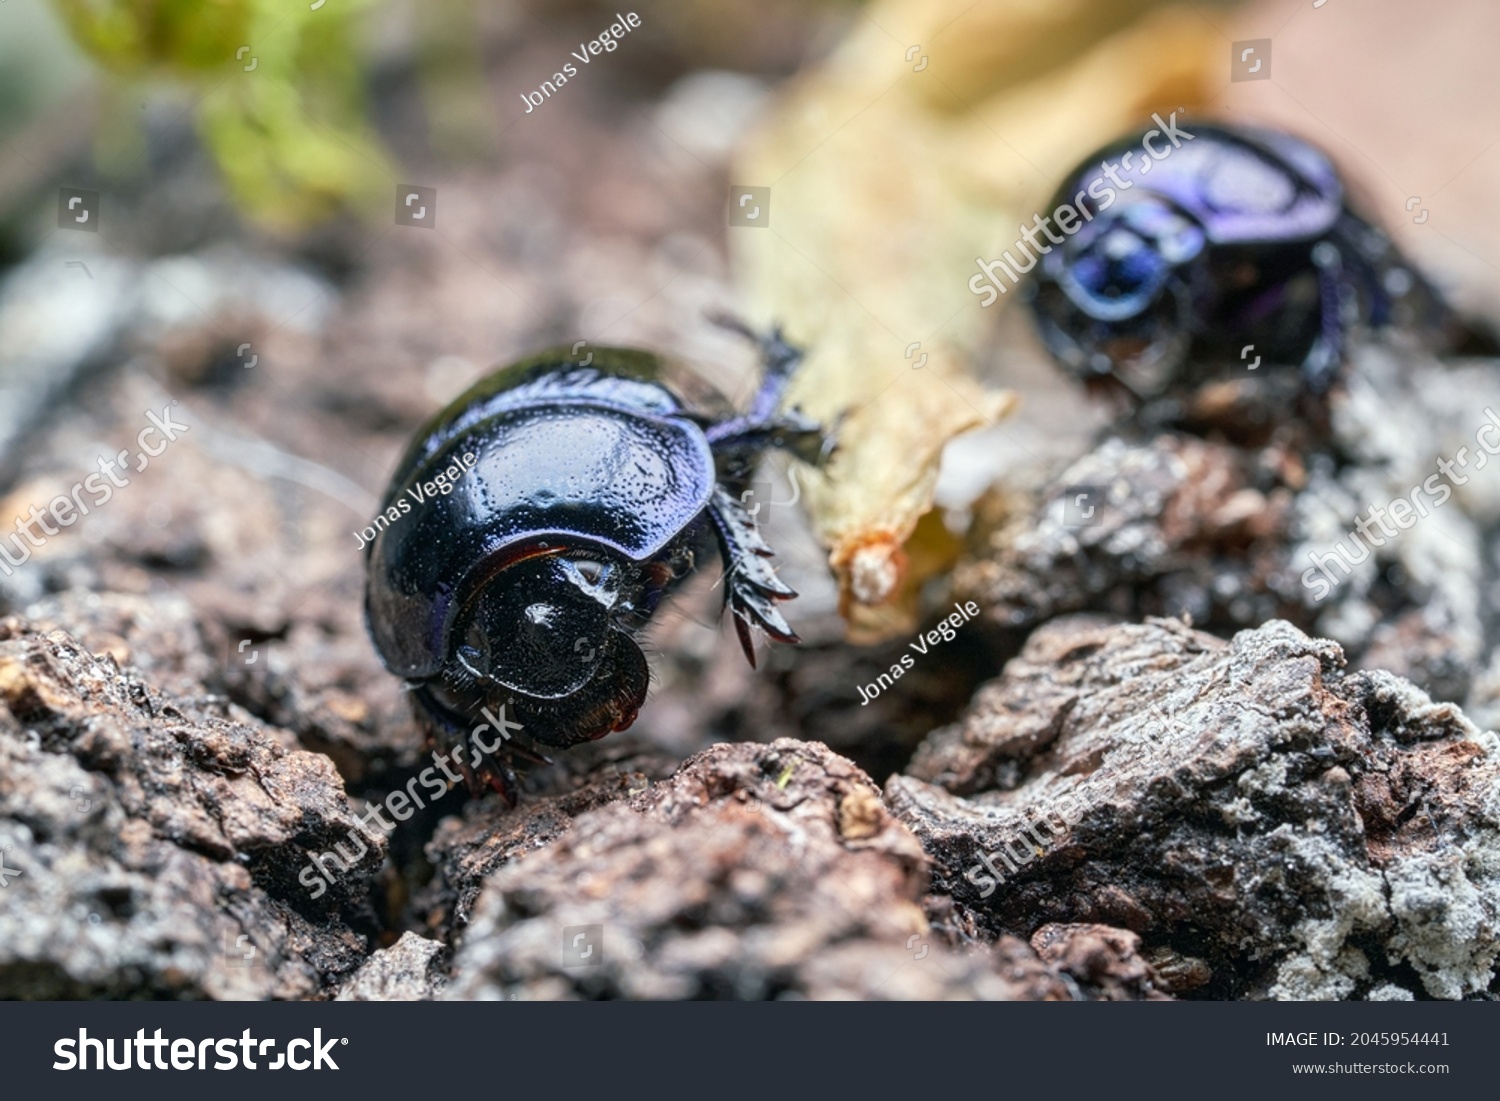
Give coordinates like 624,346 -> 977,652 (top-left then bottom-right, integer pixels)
889,615 -> 1500,999
335,932 -> 447,1001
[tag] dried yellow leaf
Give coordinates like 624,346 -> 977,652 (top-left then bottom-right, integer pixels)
732,0 -> 1224,642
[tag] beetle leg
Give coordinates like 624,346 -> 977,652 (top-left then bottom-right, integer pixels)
704,317 -> 835,471
480,762 -> 521,807
684,319 -> 821,662
707,314 -> 803,420
1332,214 -> 1417,331
409,682 -> 532,803
456,735 -> 524,807
706,483 -> 799,667
1303,242 -> 1348,393
708,409 -> 830,468
506,741 -> 554,767
1332,213 -> 1475,353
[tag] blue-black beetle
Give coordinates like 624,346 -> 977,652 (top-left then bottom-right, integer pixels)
364,326 -> 828,799
1027,122 -> 1444,398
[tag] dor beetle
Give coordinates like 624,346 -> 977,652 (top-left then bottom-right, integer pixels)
364,325 -> 829,800
1027,122 -> 1447,400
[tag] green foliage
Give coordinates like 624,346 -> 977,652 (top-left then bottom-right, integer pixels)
52,0 -> 254,73
53,0 -> 393,228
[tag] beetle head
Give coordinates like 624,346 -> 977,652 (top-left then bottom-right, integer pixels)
1049,198 -> 1205,323
1033,197 -> 1206,395
446,550 -> 649,748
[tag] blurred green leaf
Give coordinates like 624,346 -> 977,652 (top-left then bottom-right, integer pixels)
53,0 -> 254,74
52,0 -> 392,228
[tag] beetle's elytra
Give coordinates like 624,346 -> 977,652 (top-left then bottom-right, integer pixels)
1027,122 -> 1445,399
364,327 -> 830,801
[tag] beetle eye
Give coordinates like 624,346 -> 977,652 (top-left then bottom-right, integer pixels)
1060,230 -> 1166,320
1051,200 -> 1205,324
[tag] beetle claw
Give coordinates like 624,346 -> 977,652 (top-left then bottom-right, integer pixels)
487,767 -> 519,808
733,613 -> 759,668
707,484 -> 800,665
